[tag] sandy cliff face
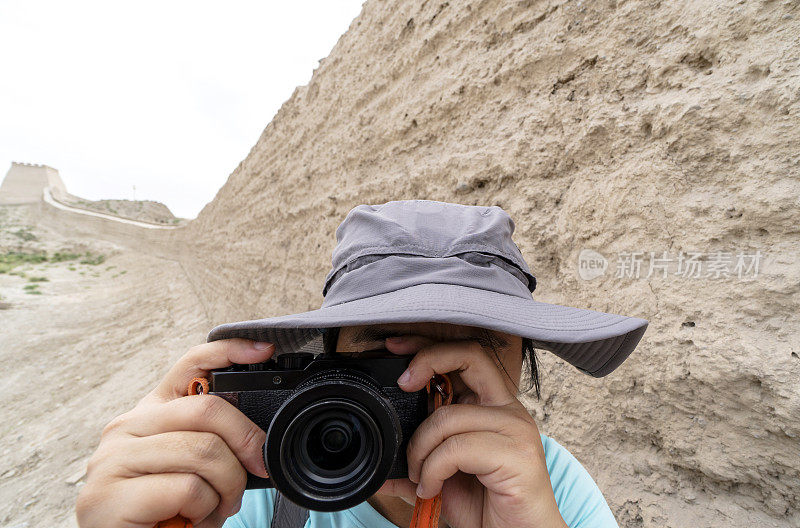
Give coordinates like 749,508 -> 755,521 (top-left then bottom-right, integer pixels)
180,0 -> 799,525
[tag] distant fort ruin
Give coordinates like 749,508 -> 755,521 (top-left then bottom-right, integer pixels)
0,162 -> 184,255
0,162 -> 183,226
0,162 -> 68,205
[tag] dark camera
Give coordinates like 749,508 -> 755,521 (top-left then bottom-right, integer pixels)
206,350 -> 429,511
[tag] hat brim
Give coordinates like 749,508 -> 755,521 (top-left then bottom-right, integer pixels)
207,283 -> 647,377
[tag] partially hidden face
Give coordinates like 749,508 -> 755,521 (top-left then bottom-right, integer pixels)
335,322 -> 524,404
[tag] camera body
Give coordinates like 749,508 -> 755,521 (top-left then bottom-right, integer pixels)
207,351 -> 429,511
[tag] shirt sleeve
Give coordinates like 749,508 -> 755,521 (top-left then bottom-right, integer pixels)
540,434 -> 619,528
222,488 -> 277,528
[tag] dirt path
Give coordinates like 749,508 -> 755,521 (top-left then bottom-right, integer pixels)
0,204 -> 208,527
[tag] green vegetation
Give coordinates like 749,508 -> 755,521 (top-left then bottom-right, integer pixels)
0,251 -> 47,274
0,250 -> 104,274
51,252 -> 81,262
27,276 -> 49,283
23,283 -> 42,294
80,252 -> 106,266
68,265 -> 76,271
12,227 -> 37,241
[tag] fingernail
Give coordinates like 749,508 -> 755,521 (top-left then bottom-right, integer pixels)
258,459 -> 269,478
253,342 -> 274,351
416,483 -> 426,498
398,369 -> 412,386
386,336 -> 405,344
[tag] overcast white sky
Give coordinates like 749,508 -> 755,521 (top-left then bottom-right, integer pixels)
0,1 -> 364,218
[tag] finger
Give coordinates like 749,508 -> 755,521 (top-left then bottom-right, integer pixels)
108,395 -> 268,478
150,339 -> 275,402
394,339 -> 516,406
438,472 -> 484,525
406,403 -> 535,483
376,477 -> 418,506
115,431 -> 247,518
415,432 -> 516,500
88,472 -> 220,527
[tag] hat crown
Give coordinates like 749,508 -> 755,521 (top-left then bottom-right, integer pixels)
324,200 -> 535,298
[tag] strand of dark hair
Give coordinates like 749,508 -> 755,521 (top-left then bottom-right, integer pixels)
521,337 -> 541,400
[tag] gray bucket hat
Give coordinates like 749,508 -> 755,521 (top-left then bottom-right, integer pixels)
208,200 -> 647,377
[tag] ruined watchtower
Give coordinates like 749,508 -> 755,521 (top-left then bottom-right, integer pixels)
0,162 -> 68,204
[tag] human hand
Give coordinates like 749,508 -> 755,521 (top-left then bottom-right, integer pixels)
75,339 -> 274,528
376,335 -> 568,528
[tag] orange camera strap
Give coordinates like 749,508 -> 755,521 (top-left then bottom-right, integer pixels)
409,373 -> 452,528
157,374 -> 452,528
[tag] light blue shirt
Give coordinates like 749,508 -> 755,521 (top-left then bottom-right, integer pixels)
223,434 -> 617,527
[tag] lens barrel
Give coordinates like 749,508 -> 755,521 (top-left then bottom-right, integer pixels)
264,369 -> 402,511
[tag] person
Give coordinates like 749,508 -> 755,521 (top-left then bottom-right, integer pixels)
76,200 -> 648,528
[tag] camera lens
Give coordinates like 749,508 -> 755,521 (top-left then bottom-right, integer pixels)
264,370 -> 402,511
317,419 -> 351,454
290,400 -> 379,487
